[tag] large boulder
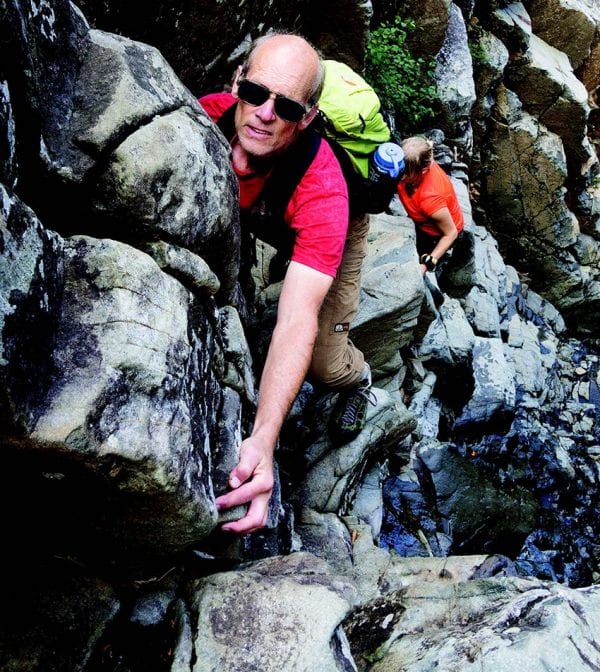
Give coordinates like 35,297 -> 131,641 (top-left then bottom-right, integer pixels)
2,232 -> 222,559
482,85 -> 600,333
506,32 -> 594,176
527,0 -> 600,70
352,213 -> 424,377
3,0 -> 240,296
65,29 -> 239,295
185,553 -> 357,672
346,574 -> 600,670
0,0 -> 250,566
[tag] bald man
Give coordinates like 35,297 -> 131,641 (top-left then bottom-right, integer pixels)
201,34 -> 373,534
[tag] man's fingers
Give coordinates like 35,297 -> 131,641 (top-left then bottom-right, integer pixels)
221,495 -> 270,534
214,436 -> 275,533
215,481 -> 258,510
228,445 -> 267,489
229,461 -> 250,488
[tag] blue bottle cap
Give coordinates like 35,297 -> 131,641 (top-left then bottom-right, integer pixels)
374,143 -> 405,179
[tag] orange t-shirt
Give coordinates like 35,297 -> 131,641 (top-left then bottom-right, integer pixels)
397,161 -> 464,237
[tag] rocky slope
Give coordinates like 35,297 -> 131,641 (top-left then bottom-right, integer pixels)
1,0 -> 600,670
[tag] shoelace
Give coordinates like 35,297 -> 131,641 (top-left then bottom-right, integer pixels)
340,384 -> 377,424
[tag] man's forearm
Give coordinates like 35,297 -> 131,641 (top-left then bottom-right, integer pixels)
215,261 -> 332,532
250,315 -> 318,451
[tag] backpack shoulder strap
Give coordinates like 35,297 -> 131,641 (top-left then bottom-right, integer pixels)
259,127 -> 322,216
216,100 -> 237,141
321,134 -> 367,215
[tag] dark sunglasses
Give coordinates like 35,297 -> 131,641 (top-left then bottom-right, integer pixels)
237,78 -> 310,123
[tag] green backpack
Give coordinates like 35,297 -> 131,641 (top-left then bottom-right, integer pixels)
317,59 -> 392,179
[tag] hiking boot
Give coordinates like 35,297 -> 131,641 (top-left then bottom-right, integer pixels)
328,364 -> 377,445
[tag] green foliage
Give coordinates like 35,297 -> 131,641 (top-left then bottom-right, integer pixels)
467,21 -> 488,68
365,16 -> 439,133
469,39 -> 488,67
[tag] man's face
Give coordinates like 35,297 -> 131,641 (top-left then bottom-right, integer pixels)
231,42 -> 318,160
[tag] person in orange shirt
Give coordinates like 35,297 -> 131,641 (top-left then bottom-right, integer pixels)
396,137 -> 464,276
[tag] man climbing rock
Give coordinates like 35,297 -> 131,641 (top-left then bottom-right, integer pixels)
200,33 -> 375,533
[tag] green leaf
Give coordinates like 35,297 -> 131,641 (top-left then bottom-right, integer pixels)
365,15 -> 439,133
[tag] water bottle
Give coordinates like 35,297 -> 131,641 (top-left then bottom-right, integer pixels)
369,142 -> 405,181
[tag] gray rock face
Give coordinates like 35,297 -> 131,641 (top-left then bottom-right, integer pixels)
0,187 -> 64,429
507,32 -> 593,175
67,30 -> 203,176
419,295 -> 476,366
434,2 -> 476,144
461,0 -> 600,338
4,234 -> 220,556
528,0 -> 600,70
457,336 -> 516,426
416,440 -> 538,553
0,81 -> 17,188
2,0 -> 600,669
187,553 -> 358,672
349,574 -> 600,671
259,533 -> 600,672
1,0 -> 246,561
482,85 -> 600,332
487,86 -> 576,244
70,30 -> 239,296
4,2 -> 241,297
353,214 -> 424,375
471,29 -> 510,144
91,105 -> 238,287
578,11 -> 600,93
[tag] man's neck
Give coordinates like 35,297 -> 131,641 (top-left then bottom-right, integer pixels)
232,142 -> 276,176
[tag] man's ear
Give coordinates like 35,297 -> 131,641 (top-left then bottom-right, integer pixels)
298,105 -> 319,130
231,66 -> 243,98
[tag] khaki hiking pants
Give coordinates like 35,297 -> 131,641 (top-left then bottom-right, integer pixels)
309,213 -> 369,390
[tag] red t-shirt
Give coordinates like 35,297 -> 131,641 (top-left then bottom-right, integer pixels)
397,161 -> 464,237
199,93 -> 349,277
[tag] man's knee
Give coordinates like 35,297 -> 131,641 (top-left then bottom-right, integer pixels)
309,345 -> 363,389
309,356 -> 345,388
